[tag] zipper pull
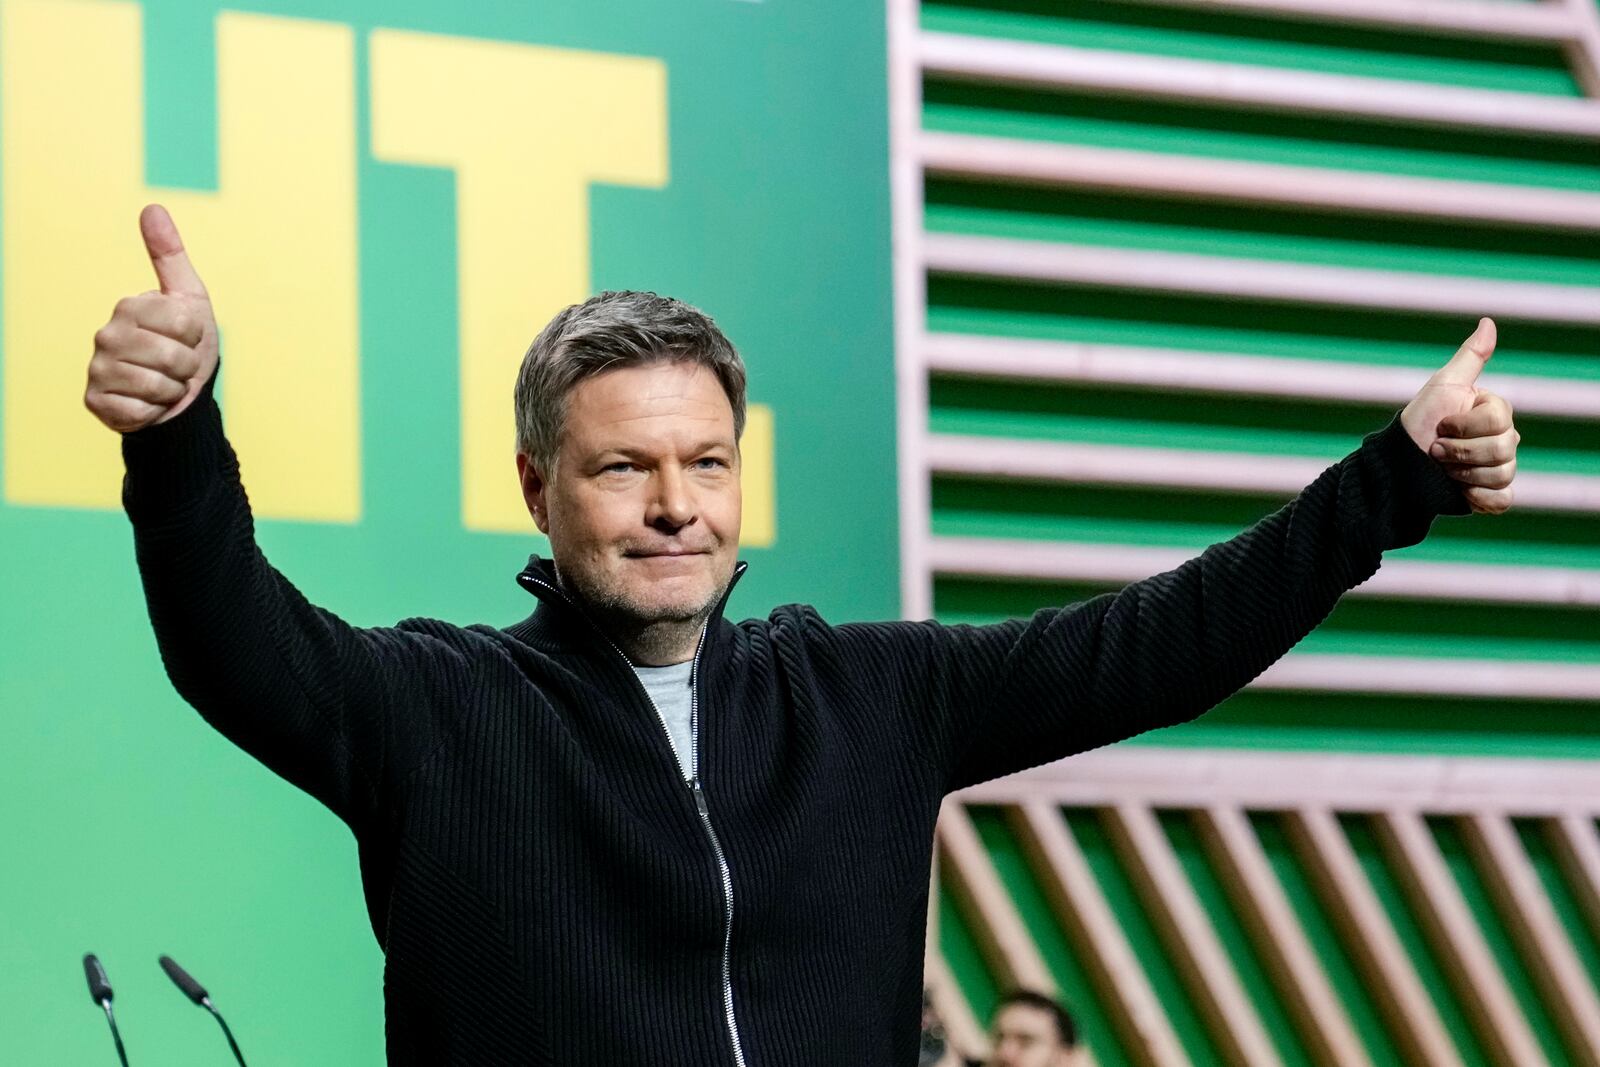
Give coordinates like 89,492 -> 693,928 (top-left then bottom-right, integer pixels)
691,778 -> 709,817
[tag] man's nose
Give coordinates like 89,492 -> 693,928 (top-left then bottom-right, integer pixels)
648,464 -> 697,529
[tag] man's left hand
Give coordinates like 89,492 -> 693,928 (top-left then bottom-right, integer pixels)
1400,317 -> 1519,515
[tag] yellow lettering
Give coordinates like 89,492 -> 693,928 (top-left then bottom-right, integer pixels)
1,1 -> 360,521
371,29 -> 773,546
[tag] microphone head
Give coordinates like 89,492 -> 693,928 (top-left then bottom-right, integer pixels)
158,954 -> 210,1005
82,953 -> 113,1006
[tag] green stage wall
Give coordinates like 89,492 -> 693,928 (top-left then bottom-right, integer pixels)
0,0 -> 895,1059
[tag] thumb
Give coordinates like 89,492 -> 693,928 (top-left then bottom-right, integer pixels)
139,203 -> 208,298
1432,317 -> 1495,387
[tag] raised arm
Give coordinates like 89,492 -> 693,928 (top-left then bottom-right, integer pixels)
834,321 -> 1517,791
89,205 -> 463,829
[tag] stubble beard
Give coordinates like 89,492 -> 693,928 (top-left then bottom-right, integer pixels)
556,557 -> 722,665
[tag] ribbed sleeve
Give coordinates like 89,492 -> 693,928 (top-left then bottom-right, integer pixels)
121,362 -> 466,830
831,411 -> 1472,790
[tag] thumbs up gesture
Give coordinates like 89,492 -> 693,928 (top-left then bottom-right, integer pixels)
85,204 -> 219,433
1400,318 -> 1519,515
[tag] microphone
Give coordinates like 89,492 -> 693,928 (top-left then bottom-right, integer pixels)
158,955 -> 249,1066
81,953 -> 129,1066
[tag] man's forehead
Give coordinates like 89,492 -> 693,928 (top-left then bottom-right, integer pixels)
564,363 -> 735,450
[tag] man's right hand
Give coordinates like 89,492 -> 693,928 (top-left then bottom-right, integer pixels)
85,204 -> 219,433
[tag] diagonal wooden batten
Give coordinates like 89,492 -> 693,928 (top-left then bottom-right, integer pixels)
1194,807 -> 1373,1067
1282,809 -> 1465,1067
1548,815 -> 1600,954
1376,810 -> 1548,1067
1102,804 -> 1284,1066
1563,0 -> 1600,98
920,133 -> 1600,233
937,799 -> 1057,995
924,433 -> 1600,514
921,234 -> 1600,326
917,32 -> 1600,139
957,750 -> 1600,818
1461,813 -> 1600,1066
1011,801 -> 1192,1067
926,949 -> 992,1063
920,333 -> 1600,422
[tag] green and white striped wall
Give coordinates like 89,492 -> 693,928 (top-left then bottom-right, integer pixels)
888,0 -> 1600,1062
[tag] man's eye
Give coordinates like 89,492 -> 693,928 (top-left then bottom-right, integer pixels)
695,458 -> 727,469
603,462 -> 634,474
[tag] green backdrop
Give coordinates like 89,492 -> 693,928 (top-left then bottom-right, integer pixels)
0,0 -> 895,1060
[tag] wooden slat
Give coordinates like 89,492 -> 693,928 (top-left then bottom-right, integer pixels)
938,801 -> 1057,994
1103,804 -> 1283,1066
922,233 -> 1600,326
1283,809 -> 1464,1067
920,332 -> 1600,421
924,433 -> 1600,514
1195,807 -> 1373,1067
1112,0 -> 1581,42
926,950 -> 992,1063
1012,802 -> 1191,1067
1548,815 -> 1600,958
920,133 -> 1600,232
927,535 -> 1600,618
955,750 -> 1600,817
1376,810 -> 1546,1067
1461,813 -> 1600,1066
918,31 -> 1600,139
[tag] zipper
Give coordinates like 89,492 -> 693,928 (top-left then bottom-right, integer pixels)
688,645 -> 749,1067
518,570 -> 749,1067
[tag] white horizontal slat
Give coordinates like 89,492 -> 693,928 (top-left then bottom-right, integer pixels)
926,535 -> 1600,607
922,232 -> 1600,325
918,30 -> 1600,139
925,434 -> 1600,513
1111,0 -> 1581,43
920,332 -> 1600,421
919,132 -> 1600,232
1256,654 -> 1600,701
955,749 -> 1600,815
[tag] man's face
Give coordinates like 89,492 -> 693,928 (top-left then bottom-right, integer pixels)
987,1004 -> 1069,1067
516,360 -> 741,640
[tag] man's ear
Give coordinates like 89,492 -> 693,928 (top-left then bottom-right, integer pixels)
516,451 -> 551,535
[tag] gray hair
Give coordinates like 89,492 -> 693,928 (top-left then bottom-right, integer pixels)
513,290 -> 747,476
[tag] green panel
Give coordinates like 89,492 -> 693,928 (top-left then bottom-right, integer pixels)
1066,808 -> 1227,1064
1429,816 -> 1570,1066
1519,819 -> 1600,1004
930,465 -> 1600,552
924,179 -> 1600,286
1251,812 -> 1399,1066
1160,810 -> 1313,1065
922,81 -> 1600,192
926,277 -> 1600,378
921,0 -> 1581,95
941,863 -> 1004,1024
0,0 -> 895,1062
969,806 -> 1131,1066
1340,814 -> 1491,1066
927,376 -> 1600,474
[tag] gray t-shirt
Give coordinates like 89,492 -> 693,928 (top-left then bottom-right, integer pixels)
631,660 -> 695,780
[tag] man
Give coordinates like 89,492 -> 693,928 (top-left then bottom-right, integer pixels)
87,204 -> 1518,1064
984,992 -> 1078,1067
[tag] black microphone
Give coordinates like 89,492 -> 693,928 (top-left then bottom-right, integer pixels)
158,955 -> 248,1066
81,953 -> 129,1066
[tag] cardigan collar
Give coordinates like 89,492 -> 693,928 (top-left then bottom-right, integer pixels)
510,553 -> 749,666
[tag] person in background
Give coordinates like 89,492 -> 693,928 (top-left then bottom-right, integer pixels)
985,990 -> 1080,1067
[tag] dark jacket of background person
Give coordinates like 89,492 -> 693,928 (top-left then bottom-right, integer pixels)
120,366 -> 1468,1064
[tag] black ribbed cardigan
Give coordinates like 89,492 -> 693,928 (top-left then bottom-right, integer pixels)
121,367 -> 1468,1064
